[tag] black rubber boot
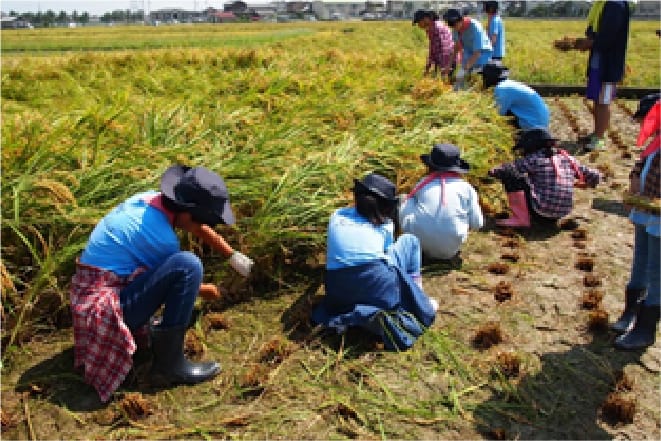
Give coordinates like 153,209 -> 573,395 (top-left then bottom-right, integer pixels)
610,288 -> 646,334
150,325 -> 220,384
614,304 -> 660,351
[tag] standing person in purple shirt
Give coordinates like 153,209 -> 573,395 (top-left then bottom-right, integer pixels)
484,1 -> 505,64
574,1 -> 631,151
488,129 -> 602,228
413,9 -> 455,80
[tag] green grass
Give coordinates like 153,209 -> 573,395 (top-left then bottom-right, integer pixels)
1,25 -> 317,52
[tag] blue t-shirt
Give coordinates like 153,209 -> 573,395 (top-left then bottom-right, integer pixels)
488,15 -> 505,58
326,206 -> 394,270
494,79 -> 550,130
453,18 -> 492,69
80,191 -> 180,276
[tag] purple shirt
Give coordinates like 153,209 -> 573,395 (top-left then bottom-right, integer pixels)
427,20 -> 454,70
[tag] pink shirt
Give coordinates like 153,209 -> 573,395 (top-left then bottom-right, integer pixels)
427,20 -> 454,70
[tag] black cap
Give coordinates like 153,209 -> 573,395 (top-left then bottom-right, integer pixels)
633,93 -> 660,119
480,62 -> 510,87
442,8 -> 462,26
421,143 -> 470,174
412,10 -> 426,24
160,165 -> 235,226
514,129 -> 557,153
413,9 -> 438,25
353,173 -> 397,203
483,1 -> 499,13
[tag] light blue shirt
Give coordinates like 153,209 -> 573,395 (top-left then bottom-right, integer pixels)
629,151 -> 660,237
399,177 -> 483,259
488,15 -> 505,58
453,18 -> 493,69
80,191 -> 180,275
494,79 -> 550,130
326,206 -> 394,270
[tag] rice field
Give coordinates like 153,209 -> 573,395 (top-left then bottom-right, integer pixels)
1,18 -> 660,440
1,18 -> 658,361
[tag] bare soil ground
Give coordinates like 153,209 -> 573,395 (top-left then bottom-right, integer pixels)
2,97 -> 660,440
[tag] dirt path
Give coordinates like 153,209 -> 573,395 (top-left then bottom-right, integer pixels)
426,96 -> 660,439
1,97 -> 659,440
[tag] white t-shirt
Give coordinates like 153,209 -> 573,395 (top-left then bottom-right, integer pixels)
399,177 -> 483,259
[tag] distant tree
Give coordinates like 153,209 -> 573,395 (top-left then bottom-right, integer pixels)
44,10 -> 56,27
57,10 -> 68,23
80,12 -> 89,23
503,1 -> 525,17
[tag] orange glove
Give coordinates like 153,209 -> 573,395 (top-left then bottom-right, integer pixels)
199,283 -> 220,301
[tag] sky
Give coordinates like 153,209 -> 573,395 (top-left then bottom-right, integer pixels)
1,1 -> 229,15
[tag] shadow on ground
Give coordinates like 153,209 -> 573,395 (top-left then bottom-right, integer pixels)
15,348 -> 106,412
472,333 -> 643,439
15,344 -> 176,412
592,197 -> 630,218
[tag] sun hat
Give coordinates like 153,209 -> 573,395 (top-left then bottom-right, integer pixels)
633,92 -> 660,119
514,128 -> 557,153
420,143 -> 470,173
442,9 -> 463,26
353,173 -> 398,203
160,165 -> 235,226
480,62 -> 510,87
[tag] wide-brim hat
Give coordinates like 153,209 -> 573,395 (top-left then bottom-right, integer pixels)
480,62 -> 510,85
160,164 -> 235,226
633,92 -> 660,119
514,128 -> 557,152
420,143 -> 470,173
353,173 -> 398,203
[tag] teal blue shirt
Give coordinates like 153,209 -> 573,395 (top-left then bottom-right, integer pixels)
80,191 -> 180,275
326,206 -> 394,270
488,15 -> 505,58
494,79 -> 550,130
453,18 -> 492,68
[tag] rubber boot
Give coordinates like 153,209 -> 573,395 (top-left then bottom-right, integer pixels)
614,304 -> 660,351
496,191 -> 531,228
150,325 -> 220,384
610,288 -> 646,334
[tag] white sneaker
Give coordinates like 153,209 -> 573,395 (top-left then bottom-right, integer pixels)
429,298 -> 439,312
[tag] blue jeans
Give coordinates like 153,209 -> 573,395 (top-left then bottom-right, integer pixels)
120,251 -> 202,330
387,233 -> 422,278
628,225 -> 661,306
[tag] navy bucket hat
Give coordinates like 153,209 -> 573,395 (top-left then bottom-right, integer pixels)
514,128 -> 557,153
353,173 -> 398,203
421,143 -> 470,173
160,165 -> 235,226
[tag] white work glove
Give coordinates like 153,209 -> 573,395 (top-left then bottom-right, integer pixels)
229,251 -> 253,278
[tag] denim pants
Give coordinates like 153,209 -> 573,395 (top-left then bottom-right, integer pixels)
627,225 -> 661,306
119,251 -> 202,330
387,233 -> 422,278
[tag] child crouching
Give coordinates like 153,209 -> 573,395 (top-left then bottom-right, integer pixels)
489,128 -> 602,227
